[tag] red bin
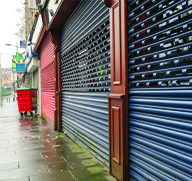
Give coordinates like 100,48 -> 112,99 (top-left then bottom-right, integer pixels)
16,88 -> 37,117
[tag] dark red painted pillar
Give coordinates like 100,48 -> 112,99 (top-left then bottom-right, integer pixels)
103,0 -> 129,180
49,29 -> 62,131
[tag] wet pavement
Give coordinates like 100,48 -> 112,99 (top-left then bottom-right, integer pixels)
0,101 -> 116,181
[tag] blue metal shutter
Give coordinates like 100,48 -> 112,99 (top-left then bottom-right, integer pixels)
128,0 -> 192,180
60,0 -> 110,166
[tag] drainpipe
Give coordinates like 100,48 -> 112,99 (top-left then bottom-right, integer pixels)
32,71 -> 33,88
38,60 -> 41,115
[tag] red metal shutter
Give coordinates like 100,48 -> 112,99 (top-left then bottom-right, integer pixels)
40,32 -> 55,123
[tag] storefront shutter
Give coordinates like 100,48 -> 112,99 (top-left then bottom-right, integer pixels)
41,32 -> 55,123
60,0 -> 110,166
128,1 -> 192,180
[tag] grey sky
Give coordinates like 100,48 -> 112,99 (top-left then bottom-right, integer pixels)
0,0 -> 24,68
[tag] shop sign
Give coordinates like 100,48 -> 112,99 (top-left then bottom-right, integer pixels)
47,0 -> 60,24
32,14 -> 43,51
28,0 -> 42,9
12,63 -> 16,68
14,53 -> 24,63
16,63 -> 26,73
28,0 -> 37,9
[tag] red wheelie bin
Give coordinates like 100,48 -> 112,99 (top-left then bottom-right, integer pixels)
16,88 -> 37,117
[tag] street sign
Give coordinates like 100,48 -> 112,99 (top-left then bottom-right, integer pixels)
20,41 -> 26,48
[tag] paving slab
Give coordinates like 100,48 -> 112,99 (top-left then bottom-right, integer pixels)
70,165 -> 108,180
1,176 -> 29,181
81,173 -> 117,181
46,158 -> 101,173
0,165 -> 48,180
63,152 -> 93,162
0,102 -> 116,181
30,171 -> 75,181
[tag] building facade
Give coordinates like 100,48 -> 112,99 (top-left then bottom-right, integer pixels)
28,7 -> 55,122
29,0 -> 192,180
1,68 -> 17,90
